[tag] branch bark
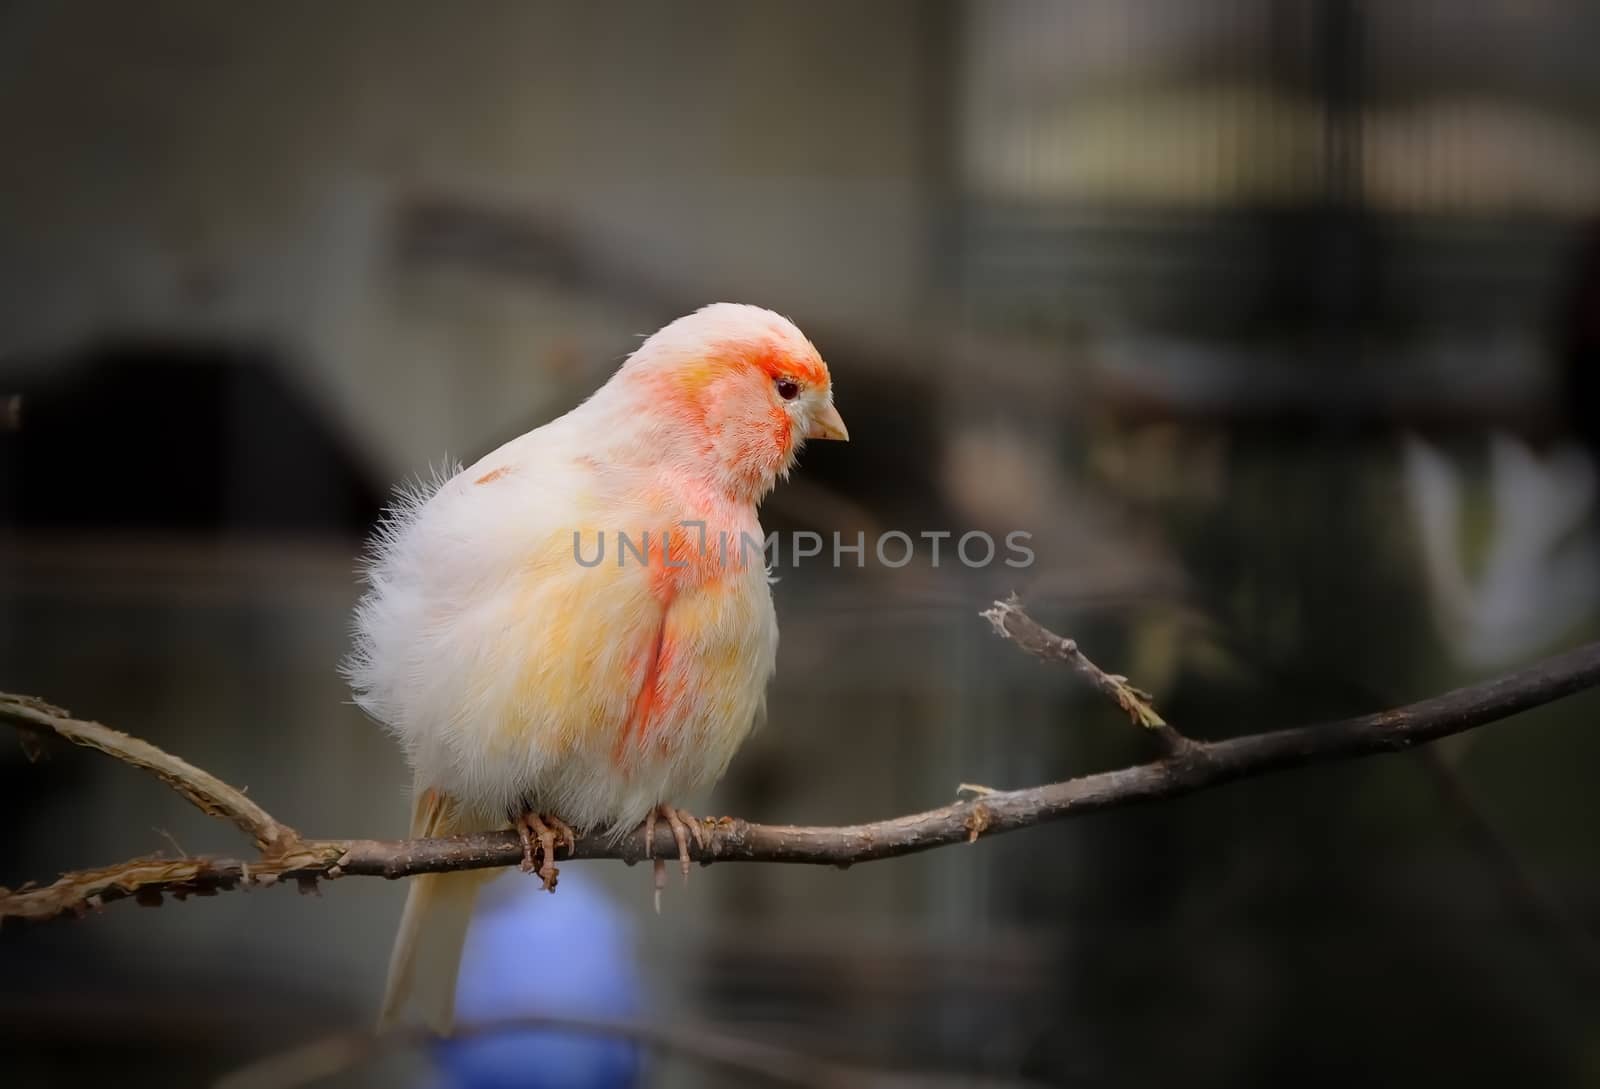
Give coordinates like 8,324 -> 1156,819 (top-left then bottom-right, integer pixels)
980,593 -> 1189,754
5,601 -> 1600,924
0,693 -> 298,852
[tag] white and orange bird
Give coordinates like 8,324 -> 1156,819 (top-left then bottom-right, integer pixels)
346,303 -> 846,1032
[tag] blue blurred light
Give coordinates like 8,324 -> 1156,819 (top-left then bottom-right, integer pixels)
430,869 -> 644,1089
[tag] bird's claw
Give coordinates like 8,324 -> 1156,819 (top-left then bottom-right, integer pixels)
514,811 -> 574,893
643,803 -> 705,911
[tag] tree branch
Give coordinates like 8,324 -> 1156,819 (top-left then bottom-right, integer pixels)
980,592 -> 1190,754
0,693 -> 298,852
5,601 -> 1600,924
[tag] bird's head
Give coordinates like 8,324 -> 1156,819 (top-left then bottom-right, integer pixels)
608,303 -> 847,501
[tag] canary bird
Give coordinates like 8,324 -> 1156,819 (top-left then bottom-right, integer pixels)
346,303 -> 846,1031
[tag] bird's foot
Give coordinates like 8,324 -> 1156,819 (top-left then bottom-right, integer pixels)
513,811 -> 576,893
643,803 -> 705,913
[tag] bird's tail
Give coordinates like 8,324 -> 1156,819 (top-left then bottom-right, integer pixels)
379,786 -> 491,1033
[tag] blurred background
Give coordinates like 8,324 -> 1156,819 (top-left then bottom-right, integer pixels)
3,1 -> 1600,1085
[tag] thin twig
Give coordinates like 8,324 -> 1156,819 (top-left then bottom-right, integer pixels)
981,593 -> 1191,754
0,694 -> 297,852
5,621 -> 1600,921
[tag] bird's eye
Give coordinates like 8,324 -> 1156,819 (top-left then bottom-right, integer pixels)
775,378 -> 801,401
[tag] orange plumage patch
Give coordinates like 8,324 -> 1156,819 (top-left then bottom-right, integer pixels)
616,613 -> 669,762
611,521 -> 748,764
750,341 -> 828,388
641,330 -> 827,403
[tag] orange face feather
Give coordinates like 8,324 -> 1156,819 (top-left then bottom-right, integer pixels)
612,310 -> 839,502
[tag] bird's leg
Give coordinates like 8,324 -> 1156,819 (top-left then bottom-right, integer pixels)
644,804 -> 704,878
515,815 -> 537,872
546,814 -> 577,853
642,803 -> 706,913
513,810 -> 571,893
652,858 -> 667,915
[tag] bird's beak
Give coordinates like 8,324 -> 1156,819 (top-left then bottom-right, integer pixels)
806,401 -> 849,442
